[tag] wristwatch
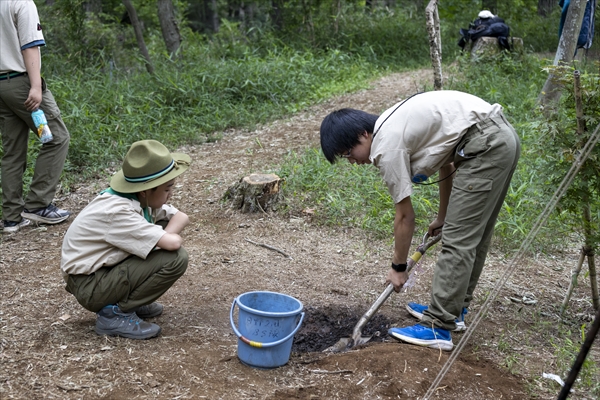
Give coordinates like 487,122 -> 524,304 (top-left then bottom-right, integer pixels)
391,262 -> 407,272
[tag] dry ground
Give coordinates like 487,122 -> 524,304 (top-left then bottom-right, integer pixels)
1,69 -> 598,400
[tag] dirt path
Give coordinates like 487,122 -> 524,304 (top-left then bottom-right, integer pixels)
1,69 -> 595,399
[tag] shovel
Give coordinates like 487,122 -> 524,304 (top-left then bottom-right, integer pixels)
324,232 -> 442,353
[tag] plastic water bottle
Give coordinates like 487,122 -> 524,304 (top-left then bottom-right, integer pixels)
31,109 -> 53,143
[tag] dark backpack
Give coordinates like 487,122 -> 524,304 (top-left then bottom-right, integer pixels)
458,16 -> 511,51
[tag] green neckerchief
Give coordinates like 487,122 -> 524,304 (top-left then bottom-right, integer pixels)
100,187 -> 153,224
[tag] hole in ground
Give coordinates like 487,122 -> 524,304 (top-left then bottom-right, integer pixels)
292,305 -> 392,353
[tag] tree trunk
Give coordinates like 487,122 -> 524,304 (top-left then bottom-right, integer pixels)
271,0 -> 284,31
122,0 -> 154,74
157,0 -> 182,59
301,0 -> 315,43
481,0 -> 497,14
223,174 -> 283,213
84,0 -> 101,13
538,0 -> 587,106
333,0 -> 341,34
537,0 -> 556,16
470,36 -> 523,57
210,0 -> 219,32
425,0 -> 443,90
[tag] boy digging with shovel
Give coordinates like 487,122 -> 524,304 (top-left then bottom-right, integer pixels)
319,90 -> 520,351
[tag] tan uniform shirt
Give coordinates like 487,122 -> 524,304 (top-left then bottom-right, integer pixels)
60,193 -> 178,280
370,90 -> 503,203
0,0 -> 45,73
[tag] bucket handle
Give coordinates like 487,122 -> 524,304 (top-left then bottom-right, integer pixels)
230,297 -> 305,349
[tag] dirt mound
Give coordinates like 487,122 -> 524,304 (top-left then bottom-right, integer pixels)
292,305 -> 392,353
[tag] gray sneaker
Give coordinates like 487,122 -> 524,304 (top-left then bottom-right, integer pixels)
95,305 -> 161,339
1,218 -> 31,234
133,302 -> 164,318
21,203 -> 70,224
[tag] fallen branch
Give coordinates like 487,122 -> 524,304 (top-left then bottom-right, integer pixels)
57,384 -> 88,392
310,369 -> 354,374
245,238 -> 292,260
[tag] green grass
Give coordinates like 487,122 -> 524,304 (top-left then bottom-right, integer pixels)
278,148 -> 440,239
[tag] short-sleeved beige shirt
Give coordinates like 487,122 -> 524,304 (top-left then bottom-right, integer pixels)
370,90 -> 503,204
0,0 -> 45,73
60,192 -> 179,280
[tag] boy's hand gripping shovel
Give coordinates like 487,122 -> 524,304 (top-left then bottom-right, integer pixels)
324,232 -> 442,353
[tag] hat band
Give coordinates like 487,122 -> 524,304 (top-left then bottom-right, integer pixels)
125,159 -> 175,184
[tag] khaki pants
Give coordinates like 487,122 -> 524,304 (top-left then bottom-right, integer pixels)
0,75 -> 70,221
66,247 -> 188,313
421,114 -> 521,331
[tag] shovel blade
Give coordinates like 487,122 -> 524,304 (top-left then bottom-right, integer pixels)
323,335 -> 373,353
324,337 -> 352,353
352,335 -> 373,347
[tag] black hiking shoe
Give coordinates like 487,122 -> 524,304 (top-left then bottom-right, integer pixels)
95,305 -> 161,339
133,302 -> 164,319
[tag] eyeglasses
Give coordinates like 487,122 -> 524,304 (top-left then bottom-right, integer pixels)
340,149 -> 352,158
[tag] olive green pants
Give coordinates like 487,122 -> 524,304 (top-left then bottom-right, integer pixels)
0,75 -> 70,221
66,247 -> 188,313
421,114 -> 521,331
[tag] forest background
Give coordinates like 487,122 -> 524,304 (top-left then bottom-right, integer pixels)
0,0 -> 599,393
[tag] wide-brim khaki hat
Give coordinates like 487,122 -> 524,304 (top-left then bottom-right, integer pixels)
110,140 -> 191,193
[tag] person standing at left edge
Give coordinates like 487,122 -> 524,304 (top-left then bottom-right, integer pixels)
0,0 -> 71,233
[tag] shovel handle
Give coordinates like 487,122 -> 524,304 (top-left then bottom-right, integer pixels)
350,231 -> 442,342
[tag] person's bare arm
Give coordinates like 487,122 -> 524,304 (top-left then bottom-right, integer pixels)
156,232 -> 183,251
155,212 -> 189,250
164,211 -> 189,235
386,196 -> 415,292
21,47 -> 42,111
428,163 -> 454,236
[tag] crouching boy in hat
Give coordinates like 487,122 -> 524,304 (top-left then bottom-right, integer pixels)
61,140 -> 191,339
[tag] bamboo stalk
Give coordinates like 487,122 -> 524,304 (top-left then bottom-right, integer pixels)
574,70 -> 586,139
560,247 -> 586,316
583,203 -> 599,310
588,252 -> 598,310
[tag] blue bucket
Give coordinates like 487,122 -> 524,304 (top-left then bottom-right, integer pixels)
230,291 -> 305,369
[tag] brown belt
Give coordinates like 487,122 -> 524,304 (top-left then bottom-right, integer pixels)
466,114 -> 509,136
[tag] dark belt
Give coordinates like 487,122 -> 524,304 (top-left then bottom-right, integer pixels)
0,71 -> 27,81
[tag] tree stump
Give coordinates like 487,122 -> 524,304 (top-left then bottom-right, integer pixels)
470,36 -> 524,58
223,173 -> 283,213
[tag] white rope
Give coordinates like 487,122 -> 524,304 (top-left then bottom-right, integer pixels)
422,122 -> 600,400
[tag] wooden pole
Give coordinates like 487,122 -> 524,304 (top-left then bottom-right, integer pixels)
560,247 -> 587,316
122,0 -> 154,74
584,204 -> 599,310
574,70 -> 586,136
425,0 -> 443,90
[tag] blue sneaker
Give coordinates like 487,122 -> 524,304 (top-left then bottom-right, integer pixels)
406,302 -> 468,332
388,324 -> 453,351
